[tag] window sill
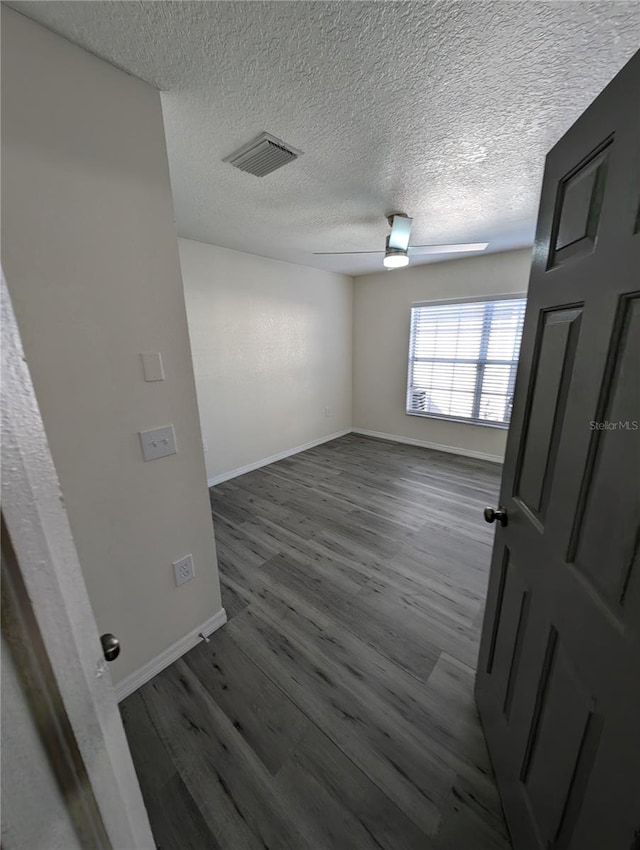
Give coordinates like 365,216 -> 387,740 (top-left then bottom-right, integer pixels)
405,410 -> 509,430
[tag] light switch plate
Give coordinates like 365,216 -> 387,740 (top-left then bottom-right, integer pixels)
141,352 -> 165,382
139,425 -> 176,461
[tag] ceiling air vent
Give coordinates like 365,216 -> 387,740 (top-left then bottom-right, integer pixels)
223,132 -> 303,177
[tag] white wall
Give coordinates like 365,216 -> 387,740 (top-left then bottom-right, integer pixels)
1,633 -> 83,850
180,239 -> 353,482
353,249 -> 532,461
1,8 -> 223,684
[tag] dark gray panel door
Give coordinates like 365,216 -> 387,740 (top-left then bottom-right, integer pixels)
476,50 -> 640,850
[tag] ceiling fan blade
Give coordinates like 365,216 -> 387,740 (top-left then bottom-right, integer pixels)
312,250 -> 384,255
409,242 -> 489,255
388,215 -> 413,251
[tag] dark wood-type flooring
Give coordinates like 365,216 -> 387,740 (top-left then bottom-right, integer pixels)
121,434 -> 512,849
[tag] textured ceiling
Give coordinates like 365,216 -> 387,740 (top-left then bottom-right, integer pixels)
9,1 -> 640,275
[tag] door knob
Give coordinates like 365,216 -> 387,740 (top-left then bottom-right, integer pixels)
484,506 -> 508,527
100,633 -> 120,662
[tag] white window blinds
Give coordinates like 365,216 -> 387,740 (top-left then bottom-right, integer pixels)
406,296 -> 527,428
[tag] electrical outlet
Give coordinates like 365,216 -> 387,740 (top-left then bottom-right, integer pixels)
173,554 -> 195,587
324,406 -> 332,418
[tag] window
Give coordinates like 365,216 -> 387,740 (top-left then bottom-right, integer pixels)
406,295 -> 527,428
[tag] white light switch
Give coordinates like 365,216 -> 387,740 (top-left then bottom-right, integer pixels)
141,352 -> 165,382
139,425 -> 176,461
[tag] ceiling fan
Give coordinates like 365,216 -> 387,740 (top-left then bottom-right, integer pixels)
314,214 -> 488,269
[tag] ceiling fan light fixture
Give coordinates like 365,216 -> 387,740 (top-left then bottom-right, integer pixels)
383,249 -> 409,269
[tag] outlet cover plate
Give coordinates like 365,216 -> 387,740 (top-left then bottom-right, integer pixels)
173,554 -> 194,586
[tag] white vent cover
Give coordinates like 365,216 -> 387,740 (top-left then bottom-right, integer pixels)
223,132 -> 303,177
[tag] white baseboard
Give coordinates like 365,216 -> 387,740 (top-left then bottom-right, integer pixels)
351,428 -> 503,464
207,428 -> 352,487
114,607 -> 227,702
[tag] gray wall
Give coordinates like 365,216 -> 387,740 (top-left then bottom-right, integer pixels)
180,238 -> 353,482
1,8 -> 223,684
353,249 -> 532,461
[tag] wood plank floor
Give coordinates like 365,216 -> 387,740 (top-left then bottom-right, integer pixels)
120,434 -> 512,850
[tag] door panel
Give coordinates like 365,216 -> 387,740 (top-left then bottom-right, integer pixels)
485,549 -> 530,715
570,295 -> 640,607
549,141 -> 611,269
519,630 -> 594,846
476,49 -> 640,850
515,307 -> 582,518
